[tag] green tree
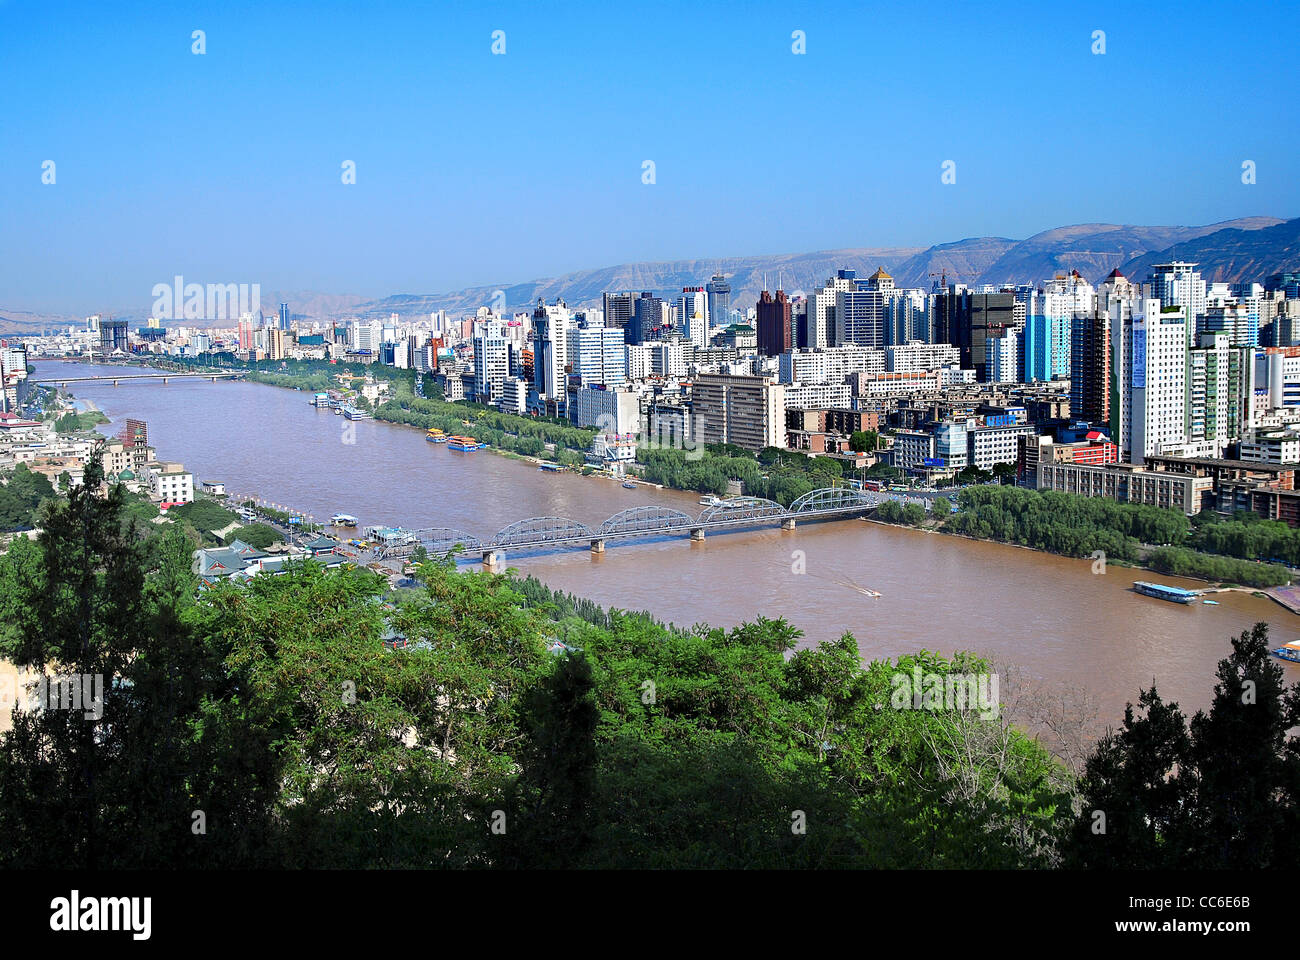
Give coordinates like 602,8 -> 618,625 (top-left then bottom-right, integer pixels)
849,430 -> 878,453
0,458 -> 271,868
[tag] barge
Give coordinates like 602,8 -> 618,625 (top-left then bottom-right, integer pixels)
1133,580 -> 1199,604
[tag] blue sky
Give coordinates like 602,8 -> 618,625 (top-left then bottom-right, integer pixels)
2,0 -> 1297,314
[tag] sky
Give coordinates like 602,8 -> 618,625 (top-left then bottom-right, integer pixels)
2,0 -> 1298,314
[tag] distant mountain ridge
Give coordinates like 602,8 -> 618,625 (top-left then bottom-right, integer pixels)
355,216 -> 1290,320
5,216 -> 1295,334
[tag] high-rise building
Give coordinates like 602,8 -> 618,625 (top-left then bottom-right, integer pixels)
531,298 -> 572,404
691,373 -> 785,450
629,292 -> 663,345
567,320 -> 628,386
473,322 -> 510,404
1148,262 -> 1207,330
1028,270 -> 1095,381
809,270 -> 859,348
1187,332 -> 1253,457
676,287 -> 709,348
756,288 -> 793,357
278,302 -> 291,331
98,319 -> 129,355
835,268 -> 894,349
954,292 -> 1016,382
602,292 -> 636,332
120,418 -> 149,448
1200,302 -> 1258,348
1070,310 -> 1111,427
986,329 -> 1020,383
1119,301 -> 1187,464
706,275 -> 731,335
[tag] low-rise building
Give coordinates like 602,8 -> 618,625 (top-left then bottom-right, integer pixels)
1037,461 -> 1213,515
147,461 -> 194,504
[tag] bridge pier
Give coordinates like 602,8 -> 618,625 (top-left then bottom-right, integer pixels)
782,518 -> 796,530
112,379 -> 118,386
482,548 -> 505,569
162,377 -> 168,384
590,538 -> 605,554
690,528 -> 705,542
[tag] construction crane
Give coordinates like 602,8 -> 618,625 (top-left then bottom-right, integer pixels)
929,270 -> 960,291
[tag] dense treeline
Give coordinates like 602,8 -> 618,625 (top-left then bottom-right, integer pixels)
1146,546 -> 1291,587
1189,511 -> 1300,567
636,444 -> 845,506
379,394 -> 594,459
942,485 -> 1189,561
0,465 -> 57,532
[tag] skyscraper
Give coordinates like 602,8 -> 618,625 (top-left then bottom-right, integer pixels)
473,322 -> 509,404
676,287 -> 708,348
705,275 -> 731,334
1119,301 -> 1187,464
602,292 -> 636,332
278,302 -> 291,331
836,267 -> 894,349
531,298 -> 572,403
629,292 -> 663,345
756,288 -> 792,357
809,270 -> 858,348
1070,309 -> 1111,426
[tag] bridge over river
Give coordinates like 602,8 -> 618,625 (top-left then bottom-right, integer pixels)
374,486 -> 931,565
33,372 -> 242,386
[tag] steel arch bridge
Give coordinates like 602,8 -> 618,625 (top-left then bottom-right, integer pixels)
698,496 -> 786,524
598,505 -> 697,537
372,488 -> 920,563
493,516 -> 595,547
790,486 -> 876,514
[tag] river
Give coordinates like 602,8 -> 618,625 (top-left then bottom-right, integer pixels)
36,359 -> 1300,725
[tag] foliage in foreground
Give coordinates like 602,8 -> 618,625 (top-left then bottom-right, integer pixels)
1,464 -> 1294,869
0,462 -> 1071,868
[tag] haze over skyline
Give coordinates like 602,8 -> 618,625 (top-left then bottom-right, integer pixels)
4,0 -> 1299,314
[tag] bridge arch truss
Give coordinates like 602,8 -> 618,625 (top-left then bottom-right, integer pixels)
491,516 -> 595,547
790,487 -> 876,514
698,496 -> 788,524
598,505 -> 697,538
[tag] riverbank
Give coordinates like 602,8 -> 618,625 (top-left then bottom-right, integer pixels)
863,515 -> 1300,611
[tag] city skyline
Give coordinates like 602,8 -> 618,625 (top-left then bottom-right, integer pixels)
4,0 -> 1299,313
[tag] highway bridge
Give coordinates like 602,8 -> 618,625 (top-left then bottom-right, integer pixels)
375,486 -> 931,565
33,372 -> 242,386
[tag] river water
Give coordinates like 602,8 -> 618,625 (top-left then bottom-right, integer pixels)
38,359 -> 1300,724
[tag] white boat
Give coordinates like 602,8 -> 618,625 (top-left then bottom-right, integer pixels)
330,514 -> 358,527
700,495 -> 721,506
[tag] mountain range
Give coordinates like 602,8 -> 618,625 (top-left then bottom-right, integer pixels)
354,215 -> 1296,319
4,216 -> 1297,334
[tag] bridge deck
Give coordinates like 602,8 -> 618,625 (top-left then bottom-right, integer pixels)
376,489 -> 930,560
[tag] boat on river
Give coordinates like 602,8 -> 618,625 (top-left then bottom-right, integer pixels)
1133,581 -> 1199,604
1273,640 -> 1300,663
447,435 -> 487,451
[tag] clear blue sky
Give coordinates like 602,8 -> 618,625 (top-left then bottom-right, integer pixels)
3,0 -> 1297,314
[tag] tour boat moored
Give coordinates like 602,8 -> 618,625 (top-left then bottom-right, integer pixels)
1133,581 -> 1199,604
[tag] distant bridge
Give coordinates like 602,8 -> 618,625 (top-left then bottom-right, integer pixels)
33,372 -> 242,386
375,487 -> 930,565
